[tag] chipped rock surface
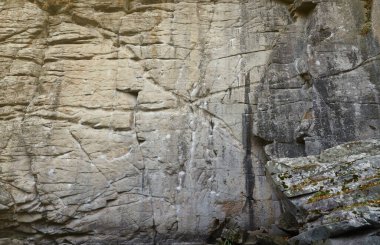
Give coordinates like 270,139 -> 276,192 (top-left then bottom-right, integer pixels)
0,0 -> 289,243
254,0 -> 380,158
0,0 -> 379,244
266,140 -> 380,244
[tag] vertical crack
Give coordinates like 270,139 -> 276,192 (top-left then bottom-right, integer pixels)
240,0 -> 255,231
152,217 -> 158,245
242,72 -> 254,231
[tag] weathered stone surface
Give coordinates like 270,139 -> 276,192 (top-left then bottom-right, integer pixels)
245,229 -> 288,245
254,0 -> 380,158
0,0 -> 290,243
0,0 -> 379,244
266,140 -> 380,244
315,229 -> 380,245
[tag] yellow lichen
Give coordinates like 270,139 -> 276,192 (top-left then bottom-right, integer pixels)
330,199 -> 380,213
290,177 -> 330,193
307,190 -> 333,203
358,180 -> 380,191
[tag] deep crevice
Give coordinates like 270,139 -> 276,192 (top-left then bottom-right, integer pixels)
242,71 -> 254,230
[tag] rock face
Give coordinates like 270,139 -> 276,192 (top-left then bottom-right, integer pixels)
266,140 -> 380,244
0,0 -> 378,244
254,0 -> 380,158
0,0 -> 288,243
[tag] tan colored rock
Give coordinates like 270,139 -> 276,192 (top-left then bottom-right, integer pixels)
0,1 -> 288,243
1,0 -> 378,244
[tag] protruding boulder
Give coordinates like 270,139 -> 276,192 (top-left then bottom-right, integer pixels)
267,140 -> 380,244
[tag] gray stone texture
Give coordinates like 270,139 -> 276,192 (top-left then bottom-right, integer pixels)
266,140 -> 380,245
0,0 -> 379,244
0,0 -> 289,243
254,0 -> 380,158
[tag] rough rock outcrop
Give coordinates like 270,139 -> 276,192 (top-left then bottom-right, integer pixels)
254,0 -> 380,158
0,0 -> 379,244
266,140 -> 380,244
0,0 -> 289,243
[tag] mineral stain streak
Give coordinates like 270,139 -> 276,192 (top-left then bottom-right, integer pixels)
242,72 -> 255,230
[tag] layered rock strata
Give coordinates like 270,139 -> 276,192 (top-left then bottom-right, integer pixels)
266,140 -> 380,245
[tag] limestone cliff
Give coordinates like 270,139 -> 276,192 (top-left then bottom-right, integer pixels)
0,0 -> 378,244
